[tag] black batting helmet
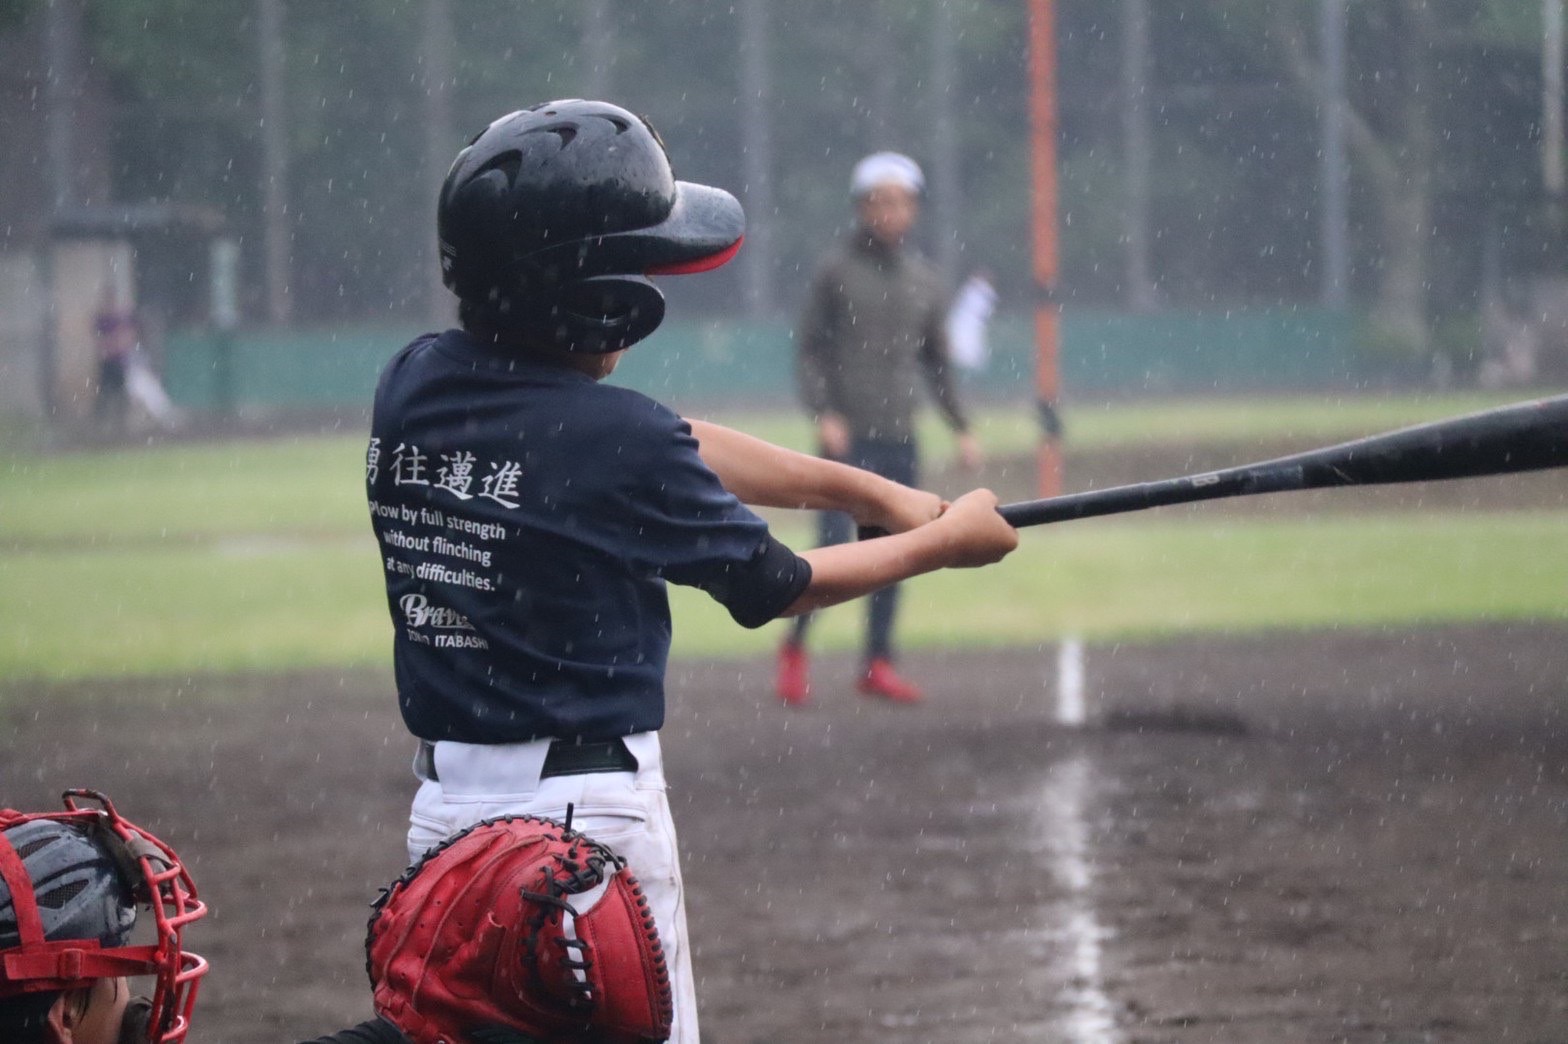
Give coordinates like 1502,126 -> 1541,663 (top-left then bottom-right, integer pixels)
437,99 -> 745,353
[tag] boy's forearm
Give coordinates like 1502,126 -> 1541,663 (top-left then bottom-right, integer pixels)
687,418 -> 892,515
780,525 -> 950,615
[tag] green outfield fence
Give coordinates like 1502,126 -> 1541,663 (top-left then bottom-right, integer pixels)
163,308 -> 1357,413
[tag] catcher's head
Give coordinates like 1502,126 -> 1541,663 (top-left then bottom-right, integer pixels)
438,99 -> 745,355
367,814 -> 673,1044
0,790 -> 208,1044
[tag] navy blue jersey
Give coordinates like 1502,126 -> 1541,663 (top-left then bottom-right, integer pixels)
367,330 -> 810,743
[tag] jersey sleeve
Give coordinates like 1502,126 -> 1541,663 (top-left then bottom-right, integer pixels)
607,397 -> 812,627
679,530 -> 812,628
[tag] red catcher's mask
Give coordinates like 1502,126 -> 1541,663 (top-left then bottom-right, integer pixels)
0,789 -> 208,1044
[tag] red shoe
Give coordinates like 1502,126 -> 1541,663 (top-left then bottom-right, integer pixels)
776,643 -> 811,706
857,658 -> 923,704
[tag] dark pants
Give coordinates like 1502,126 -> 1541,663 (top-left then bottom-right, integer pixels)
789,436 -> 918,662
94,357 -> 128,433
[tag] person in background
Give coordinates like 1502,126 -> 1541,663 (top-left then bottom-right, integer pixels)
123,307 -> 184,433
92,285 -> 138,437
946,268 -> 998,377
778,151 -> 984,707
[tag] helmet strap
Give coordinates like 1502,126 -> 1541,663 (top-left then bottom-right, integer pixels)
0,832 -> 45,950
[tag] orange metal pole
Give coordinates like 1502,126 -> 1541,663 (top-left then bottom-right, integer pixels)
1027,0 -> 1064,497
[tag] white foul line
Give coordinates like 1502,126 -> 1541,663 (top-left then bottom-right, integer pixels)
1039,754 -> 1120,1042
1056,635 -> 1086,727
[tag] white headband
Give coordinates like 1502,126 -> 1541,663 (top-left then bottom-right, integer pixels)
850,152 -> 924,198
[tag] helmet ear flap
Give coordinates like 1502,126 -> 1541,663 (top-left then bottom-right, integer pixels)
465,276 -> 666,355
555,276 -> 666,349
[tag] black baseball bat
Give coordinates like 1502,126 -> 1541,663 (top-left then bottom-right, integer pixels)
996,393 -> 1568,529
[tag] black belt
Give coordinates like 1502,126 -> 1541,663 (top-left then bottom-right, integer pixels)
542,738 -> 638,777
417,738 -> 637,782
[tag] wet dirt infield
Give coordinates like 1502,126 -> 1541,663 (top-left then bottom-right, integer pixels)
2,624 -> 1565,1043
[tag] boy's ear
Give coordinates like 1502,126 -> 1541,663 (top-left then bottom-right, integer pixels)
43,990 -> 80,1042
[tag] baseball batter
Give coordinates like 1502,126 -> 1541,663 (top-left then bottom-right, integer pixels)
365,99 -> 1018,1043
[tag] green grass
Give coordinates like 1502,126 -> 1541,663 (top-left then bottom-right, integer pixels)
0,541 -> 388,678
4,511 -> 1562,681
1,436 -> 368,543
2,392 -> 1564,681
673,512 -> 1568,656
690,389 -> 1558,456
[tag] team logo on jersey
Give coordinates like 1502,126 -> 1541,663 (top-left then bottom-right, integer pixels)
400,593 -> 476,630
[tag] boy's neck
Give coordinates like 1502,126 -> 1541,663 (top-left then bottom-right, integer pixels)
460,326 -> 621,379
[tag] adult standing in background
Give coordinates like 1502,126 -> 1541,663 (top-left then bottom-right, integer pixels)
777,152 -> 982,707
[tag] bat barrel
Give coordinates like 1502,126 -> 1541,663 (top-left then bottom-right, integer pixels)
995,393 -> 1568,530
998,470 -> 1255,527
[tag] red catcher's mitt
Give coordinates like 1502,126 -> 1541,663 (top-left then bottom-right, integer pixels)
366,814 -> 673,1044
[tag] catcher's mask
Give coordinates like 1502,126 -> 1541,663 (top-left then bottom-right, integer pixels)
0,789 -> 207,1044
437,98 -> 744,354
367,813 -> 673,1044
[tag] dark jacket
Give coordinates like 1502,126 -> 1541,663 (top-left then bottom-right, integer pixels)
796,232 -> 969,443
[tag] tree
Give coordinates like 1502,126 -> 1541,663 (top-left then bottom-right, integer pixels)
1,0 -> 1546,343
1251,0 -> 1542,357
